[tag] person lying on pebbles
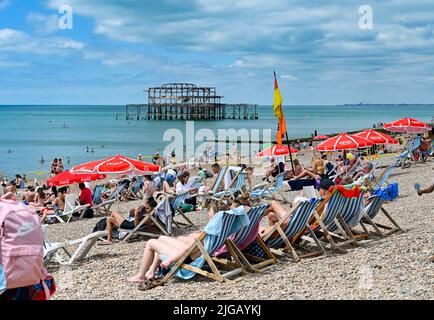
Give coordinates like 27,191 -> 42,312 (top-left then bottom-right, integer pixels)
416,177 -> 434,196
101,196 -> 158,244
126,200 -> 238,288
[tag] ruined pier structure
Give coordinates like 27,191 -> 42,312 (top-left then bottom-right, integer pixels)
126,83 -> 258,120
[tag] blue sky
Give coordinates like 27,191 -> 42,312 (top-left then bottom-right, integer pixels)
1,0 -> 434,105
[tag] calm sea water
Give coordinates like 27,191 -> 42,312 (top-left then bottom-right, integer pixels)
1,105 -> 433,178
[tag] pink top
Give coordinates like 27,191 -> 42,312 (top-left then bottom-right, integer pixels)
212,223 -> 260,257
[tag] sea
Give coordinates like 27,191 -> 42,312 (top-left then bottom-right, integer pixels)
1,104 -> 433,179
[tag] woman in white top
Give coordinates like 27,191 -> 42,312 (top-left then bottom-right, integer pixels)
175,171 -> 198,206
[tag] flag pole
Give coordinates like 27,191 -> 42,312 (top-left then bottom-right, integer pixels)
284,132 -> 295,173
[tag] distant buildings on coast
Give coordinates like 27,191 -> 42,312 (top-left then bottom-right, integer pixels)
337,103 -> 434,107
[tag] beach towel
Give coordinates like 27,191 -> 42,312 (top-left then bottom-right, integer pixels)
160,206 -> 249,280
336,184 -> 361,198
372,183 -> 399,202
154,198 -> 172,234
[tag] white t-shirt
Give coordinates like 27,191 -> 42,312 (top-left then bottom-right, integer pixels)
224,166 -> 242,190
176,181 -> 194,198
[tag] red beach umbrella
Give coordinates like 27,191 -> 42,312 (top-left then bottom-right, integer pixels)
315,133 -> 373,151
70,154 -> 160,175
314,135 -> 329,141
257,145 -> 298,158
383,117 -> 432,134
46,170 -> 107,187
353,130 -> 398,145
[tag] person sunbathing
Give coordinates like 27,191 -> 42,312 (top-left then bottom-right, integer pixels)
259,179 -> 335,239
23,186 -> 36,205
102,182 -> 116,199
127,201 -> 232,287
39,187 -> 67,224
284,159 -> 304,179
102,196 -> 159,244
416,178 -> 434,196
29,187 -> 48,208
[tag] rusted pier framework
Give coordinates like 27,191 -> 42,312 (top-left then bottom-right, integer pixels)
126,83 -> 258,120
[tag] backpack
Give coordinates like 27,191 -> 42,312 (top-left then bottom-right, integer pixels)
93,218 -> 107,232
0,199 -> 49,293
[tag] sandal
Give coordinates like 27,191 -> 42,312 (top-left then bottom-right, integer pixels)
138,278 -> 162,291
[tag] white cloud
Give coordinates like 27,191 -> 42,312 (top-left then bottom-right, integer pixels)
0,0 -> 10,10
280,74 -> 298,81
0,28 -> 85,53
27,12 -> 59,34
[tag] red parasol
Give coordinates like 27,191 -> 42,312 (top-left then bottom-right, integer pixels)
257,145 -> 298,158
383,117 -> 431,134
315,133 -> 373,151
353,130 -> 398,145
46,170 -> 107,187
70,154 -> 160,175
313,135 -> 330,141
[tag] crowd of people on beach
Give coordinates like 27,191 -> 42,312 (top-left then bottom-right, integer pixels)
1,129 -> 433,298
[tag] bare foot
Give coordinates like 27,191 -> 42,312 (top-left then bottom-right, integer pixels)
127,275 -> 146,284
160,259 -> 173,269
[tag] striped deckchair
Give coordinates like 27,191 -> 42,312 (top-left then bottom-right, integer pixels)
156,206 -> 251,286
303,189 -> 350,254
125,176 -> 144,200
250,173 -> 285,201
199,166 -> 228,206
120,198 -> 172,242
209,166 -> 228,194
169,192 -> 196,229
325,191 -> 365,245
371,165 -> 394,190
212,204 -> 276,273
395,136 -> 421,167
360,195 -> 402,236
262,199 -> 323,261
211,172 -> 246,202
92,184 -> 123,216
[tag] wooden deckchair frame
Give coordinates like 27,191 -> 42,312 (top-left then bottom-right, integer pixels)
261,201 -> 327,261
160,231 -> 251,285
120,206 -> 171,242
211,206 -> 277,274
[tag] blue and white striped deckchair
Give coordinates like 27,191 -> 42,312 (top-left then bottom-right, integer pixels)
306,190 -> 349,254
395,136 -> 421,167
428,142 -> 434,157
250,173 -> 285,201
409,136 -> 421,162
157,206 -> 250,285
372,165 -> 394,190
211,166 -> 228,193
125,176 -> 144,200
360,195 -> 402,236
169,192 -> 196,229
92,184 -> 124,215
216,204 -> 276,273
263,199 -> 322,261
199,166 -> 228,205
211,172 -> 246,202
92,185 -> 104,205
325,191 -> 365,245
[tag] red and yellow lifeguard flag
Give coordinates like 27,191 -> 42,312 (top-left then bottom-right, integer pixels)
273,71 -> 287,145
